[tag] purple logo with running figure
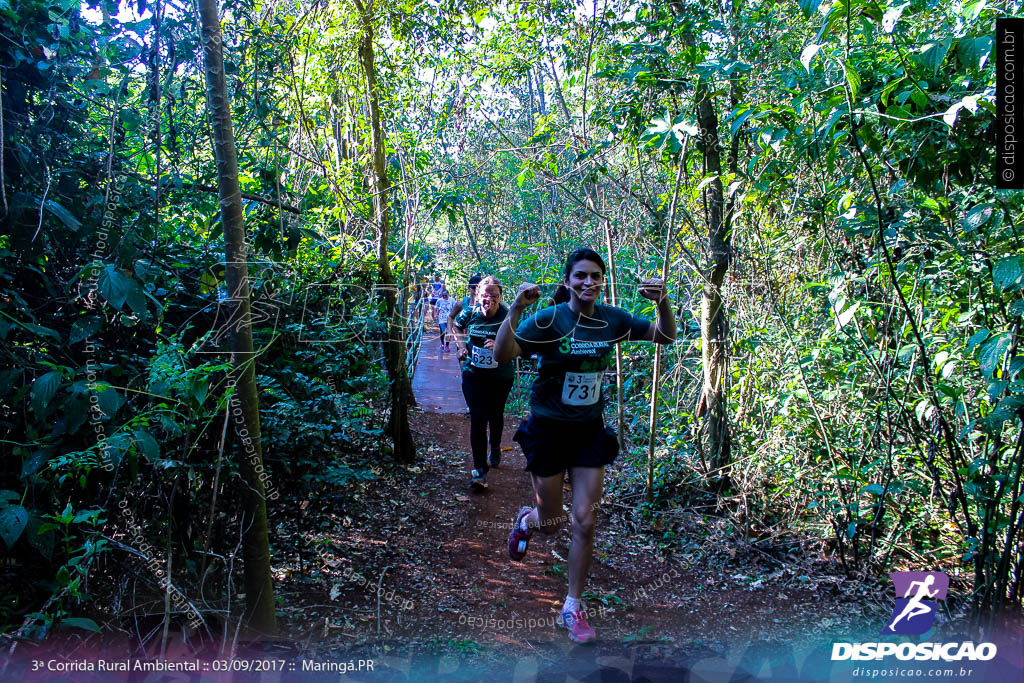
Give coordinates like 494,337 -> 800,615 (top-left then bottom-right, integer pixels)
882,571 -> 949,635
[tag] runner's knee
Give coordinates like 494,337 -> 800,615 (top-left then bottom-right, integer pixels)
571,509 -> 596,540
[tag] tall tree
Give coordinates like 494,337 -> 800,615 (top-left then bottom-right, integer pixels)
197,0 -> 278,636
687,26 -> 732,480
354,0 -> 416,463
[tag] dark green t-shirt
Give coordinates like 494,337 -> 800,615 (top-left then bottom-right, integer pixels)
514,303 -> 650,421
455,303 -> 515,380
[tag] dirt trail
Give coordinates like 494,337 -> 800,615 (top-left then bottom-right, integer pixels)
387,330 -> 861,647
280,326 -> 874,676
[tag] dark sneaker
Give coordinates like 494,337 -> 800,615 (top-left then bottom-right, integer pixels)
507,506 -> 533,561
557,609 -> 596,644
488,449 -> 501,468
470,469 -> 487,492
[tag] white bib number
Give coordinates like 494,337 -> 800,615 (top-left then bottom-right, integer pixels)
471,345 -> 497,369
561,372 -> 601,406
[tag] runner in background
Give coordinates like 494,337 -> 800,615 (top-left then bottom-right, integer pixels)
434,290 -> 455,352
448,274 -> 483,416
453,276 -> 515,491
447,274 -> 482,336
429,274 -> 444,308
493,248 -> 676,643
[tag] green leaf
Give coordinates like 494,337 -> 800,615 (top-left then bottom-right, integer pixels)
21,452 -> 49,479
69,316 -> 102,345
800,44 -> 822,73
957,36 -> 993,70
914,40 -> 953,75
962,0 -> 987,21
72,508 -> 101,524
979,334 -> 1012,378
0,505 -> 28,549
516,167 -> 534,188
103,433 -> 131,469
861,484 -> 885,496
963,203 -> 995,233
882,3 -> 909,33
994,256 -> 1024,292
988,379 -> 1008,400
942,95 -> 982,128
132,429 -> 160,460
995,394 -> 1024,418
124,280 -> 148,318
835,302 -> 859,330
694,175 -> 720,197
730,108 -> 756,138
97,265 -> 131,310
844,62 -> 861,100
95,385 -> 122,419
967,329 -> 989,352
44,200 -> 82,231
59,617 -> 102,633
31,371 -> 61,412
118,109 -> 142,131
897,343 -> 917,361
22,323 -> 60,341
799,0 -> 823,18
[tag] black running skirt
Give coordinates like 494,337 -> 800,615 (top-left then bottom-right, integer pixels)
513,414 -> 619,478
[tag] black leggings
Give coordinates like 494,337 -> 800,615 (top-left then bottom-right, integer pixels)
461,371 -> 513,474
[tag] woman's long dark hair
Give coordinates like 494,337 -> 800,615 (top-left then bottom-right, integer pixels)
563,248 -> 606,279
550,284 -> 571,305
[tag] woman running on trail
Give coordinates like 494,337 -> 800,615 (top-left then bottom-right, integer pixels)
493,248 -> 676,643
434,289 -> 455,351
453,275 -> 515,491
429,274 -> 444,307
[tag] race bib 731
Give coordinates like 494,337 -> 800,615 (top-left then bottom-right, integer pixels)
561,372 -> 601,406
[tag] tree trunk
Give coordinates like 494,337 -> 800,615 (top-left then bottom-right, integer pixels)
461,212 -> 484,267
693,74 -> 732,481
197,0 -> 278,636
355,0 -> 415,463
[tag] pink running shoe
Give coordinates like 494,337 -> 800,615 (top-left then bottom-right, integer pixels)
557,608 -> 596,644
507,506 -> 533,561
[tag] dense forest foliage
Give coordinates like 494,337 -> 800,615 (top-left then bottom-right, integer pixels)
1,0 -> 1021,641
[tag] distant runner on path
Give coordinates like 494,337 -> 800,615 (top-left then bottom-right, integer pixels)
434,290 -> 455,352
493,247 -> 676,644
429,274 -> 444,306
453,275 -> 514,492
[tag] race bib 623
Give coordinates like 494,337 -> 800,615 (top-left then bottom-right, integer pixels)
471,345 -> 497,369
